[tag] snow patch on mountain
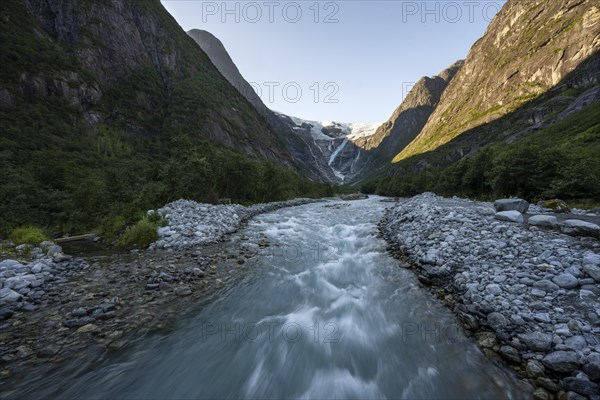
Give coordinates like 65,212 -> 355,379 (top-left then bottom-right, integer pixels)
280,113 -> 381,142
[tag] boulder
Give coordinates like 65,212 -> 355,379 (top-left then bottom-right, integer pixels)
494,198 -> 529,213
0,287 -> 22,304
519,332 -> 553,352
495,211 -> 524,223
583,264 -> 600,283
552,273 -> 579,289
542,351 -> 580,373
528,215 -> 558,228
560,219 -> 600,238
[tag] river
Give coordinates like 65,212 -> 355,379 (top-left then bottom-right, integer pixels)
13,197 -> 527,399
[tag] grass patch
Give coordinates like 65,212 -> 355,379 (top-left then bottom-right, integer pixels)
9,226 -> 48,246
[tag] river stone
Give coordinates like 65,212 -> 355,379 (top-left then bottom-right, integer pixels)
0,260 -> 23,270
552,273 -> 579,289
494,198 -> 530,213
174,286 -> 192,296
487,312 -> 507,329
542,351 -> 580,372
564,336 -> 588,351
562,377 -> 599,397
495,211 -> 524,223
528,215 -> 558,228
560,219 -> 600,238
0,307 -> 14,320
0,287 -> 22,304
533,279 -> 559,292
582,264 -> 600,283
583,252 -> 600,267
485,284 -> 503,296
526,360 -> 545,378
499,345 -> 521,364
519,332 -> 553,351
583,361 -> 600,382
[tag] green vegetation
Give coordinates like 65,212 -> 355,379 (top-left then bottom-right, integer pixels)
118,217 -> 160,249
363,102 -> 600,203
0,0 -> 335,239
9,226 -> 48,246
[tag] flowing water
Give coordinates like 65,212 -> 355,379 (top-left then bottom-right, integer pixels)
12,197 -> 527,399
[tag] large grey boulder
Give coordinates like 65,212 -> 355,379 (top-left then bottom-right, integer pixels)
542,351 -> 580,373
552,273 -> 579,289
583,264 -> 600,282
0,287 -> 22,304
560,219 -> 600,238
495,211 -> 524,223
494,198 -> 529,213
528,215 -> 558,228
519,332 -> 553,351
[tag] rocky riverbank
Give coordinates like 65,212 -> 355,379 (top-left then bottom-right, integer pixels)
0,198 -> 321,396
150,198 -> 322,250
380,193 -> 600,400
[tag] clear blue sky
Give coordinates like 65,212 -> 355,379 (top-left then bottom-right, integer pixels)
161,1 -> 506,122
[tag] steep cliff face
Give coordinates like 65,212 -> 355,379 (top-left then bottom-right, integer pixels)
394,0 -> 600,162
187,29 -> 268,116
352,61 -> 462,178
1,0 -> 292,164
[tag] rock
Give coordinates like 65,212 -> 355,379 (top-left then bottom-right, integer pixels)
583,252 -> 600,267
562,377 -> 599,397
528,215 -> 558,228
37,345 -> 60,358
564,336 -> 587,351
486,284 -> 503,295
542,351 -> 580,373
553,273 -> 579,289
192,268 -> 205,277
538,199 -> 571,213
520,332 -> 553,351
487,312 -> 508,329
526,360 -> 545,378
532,388 -> 550,400
215,279 -> 225,288
0,287 -> 22,304
560,219 -> 600,238
0,260 -> 22,270
495,211 -> 524,223
494,198 -> 530,213
71,307 -> 88,317
533,279 -> 559,292
174,286 -> 192,296
583,361 -> 600,382
582,264 -> 600,283
76,324 -> 99,334
0,307 -> 14,320
499,345 -> 521,364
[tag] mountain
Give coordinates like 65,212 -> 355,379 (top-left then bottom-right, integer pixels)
275,114 -> 380,183
352,60 -> 463,178
187,29 -> 268,116
186,28 -> 381,184
394,0 -> 600,162
0,0 -> 331,235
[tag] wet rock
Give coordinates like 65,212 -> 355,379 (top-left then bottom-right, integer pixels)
543,351 -> 580,373
499,345 -> 521,364
487,312 -> 508,329
215,279 -> 225,288
533,279 -> 559,292
71,307 -> 88,317
37,345 -> 60,358
0,307 -> 14,320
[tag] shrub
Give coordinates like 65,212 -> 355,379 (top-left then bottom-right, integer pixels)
118,218 -> 159,249
9,226 -> 48,246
